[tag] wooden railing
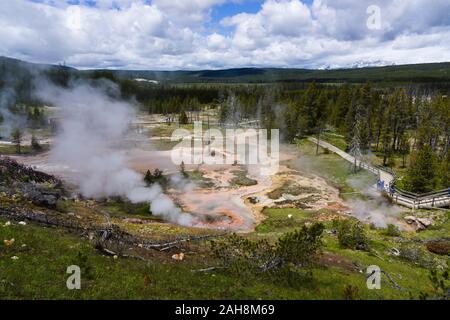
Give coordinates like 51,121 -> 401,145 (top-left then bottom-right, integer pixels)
378,165 -> 450,209
389,185 -> 450,209
309,136 -> 450,209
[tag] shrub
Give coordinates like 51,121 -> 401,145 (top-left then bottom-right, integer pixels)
229,170 -> 257,187
211,234 -> 274,274
75,251 -> 94,279
11,128 -> 22,154
399,243 -> 437,269
275,223 -> 325,268
31,135 -> 42,151
179,110 -> 189,125
211,223 -> 325,275
180,161 -> 188,179
55,199 -> 69,213
384,224 -> 401,237
334,219 -> 369,251
144,168 -> 168,188
419,267 -> 449,300
343,284 -> 359,300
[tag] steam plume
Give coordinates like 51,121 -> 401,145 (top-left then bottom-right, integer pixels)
345,175 -> 401,228
35,80 -> 193,226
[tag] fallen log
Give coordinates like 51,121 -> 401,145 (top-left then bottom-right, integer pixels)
381,270 -> 405,291
191,266 -> 225,273
366,267 -> 406,291
141,233 -> 227,251
96,245 -> 148,261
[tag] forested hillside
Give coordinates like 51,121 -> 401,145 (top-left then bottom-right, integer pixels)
210,82 -> 448,193
104,63 -> 450,83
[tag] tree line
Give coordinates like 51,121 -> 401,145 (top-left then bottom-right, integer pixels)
216,82 -> 449,193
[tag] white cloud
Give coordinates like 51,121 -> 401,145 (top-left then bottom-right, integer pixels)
152,0 -> 226,29
0,0 -> 449,69
207,33 -> 228,50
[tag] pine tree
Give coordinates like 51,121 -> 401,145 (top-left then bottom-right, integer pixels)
179,109 -> 189,125
180,161 -> 188,178
378,106 -> 393,167
355,82 -> 373,150
31,135 -> 42,151
144,170 -> 154,186
11,128 -> 22,154
405,144 -> 437,193
259,89 -> 277,139
398,133 -> 410,168
330,85 -> 351,132
348,114 -> 363,172
298,83 -> 318,135
343,87 -> 359,145
439,151 -> 450,189
284,101 -> 299,141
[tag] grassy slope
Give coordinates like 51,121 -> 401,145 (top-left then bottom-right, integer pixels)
253,139 -> 448,298
1,217 -> 440,300
0,218 -> 364,299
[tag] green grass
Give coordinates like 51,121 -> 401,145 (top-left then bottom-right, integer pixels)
1,217 -> 440,300
0,144 -> 33,155
187,169 -> 215,188
321,132 -> 348,151
292,139 -> 376,195
0,218 -> 248,299
150,123 -> 212,138
407,210 -> 450,240
255,208 -> 313,235
101,200 -> 154,218
258,208 -> 445,297
229,170 -> 257,187
0,215 -> 442,299
266,181 -> 319,200
149,139 -> 180,151
0,144 -> 50,155
259,140 -> 449,299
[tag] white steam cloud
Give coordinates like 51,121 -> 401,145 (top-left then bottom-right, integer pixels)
35,80 -> 194,226
345,175 -> 401,228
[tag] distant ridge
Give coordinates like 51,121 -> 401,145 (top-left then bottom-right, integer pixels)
0,56 -> 76,72
1,56 -> 450,83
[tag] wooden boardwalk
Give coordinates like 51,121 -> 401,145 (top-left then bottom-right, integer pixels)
308,137 -> 450,209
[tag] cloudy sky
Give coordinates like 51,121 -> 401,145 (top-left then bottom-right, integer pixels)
1,0 -> 450,70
